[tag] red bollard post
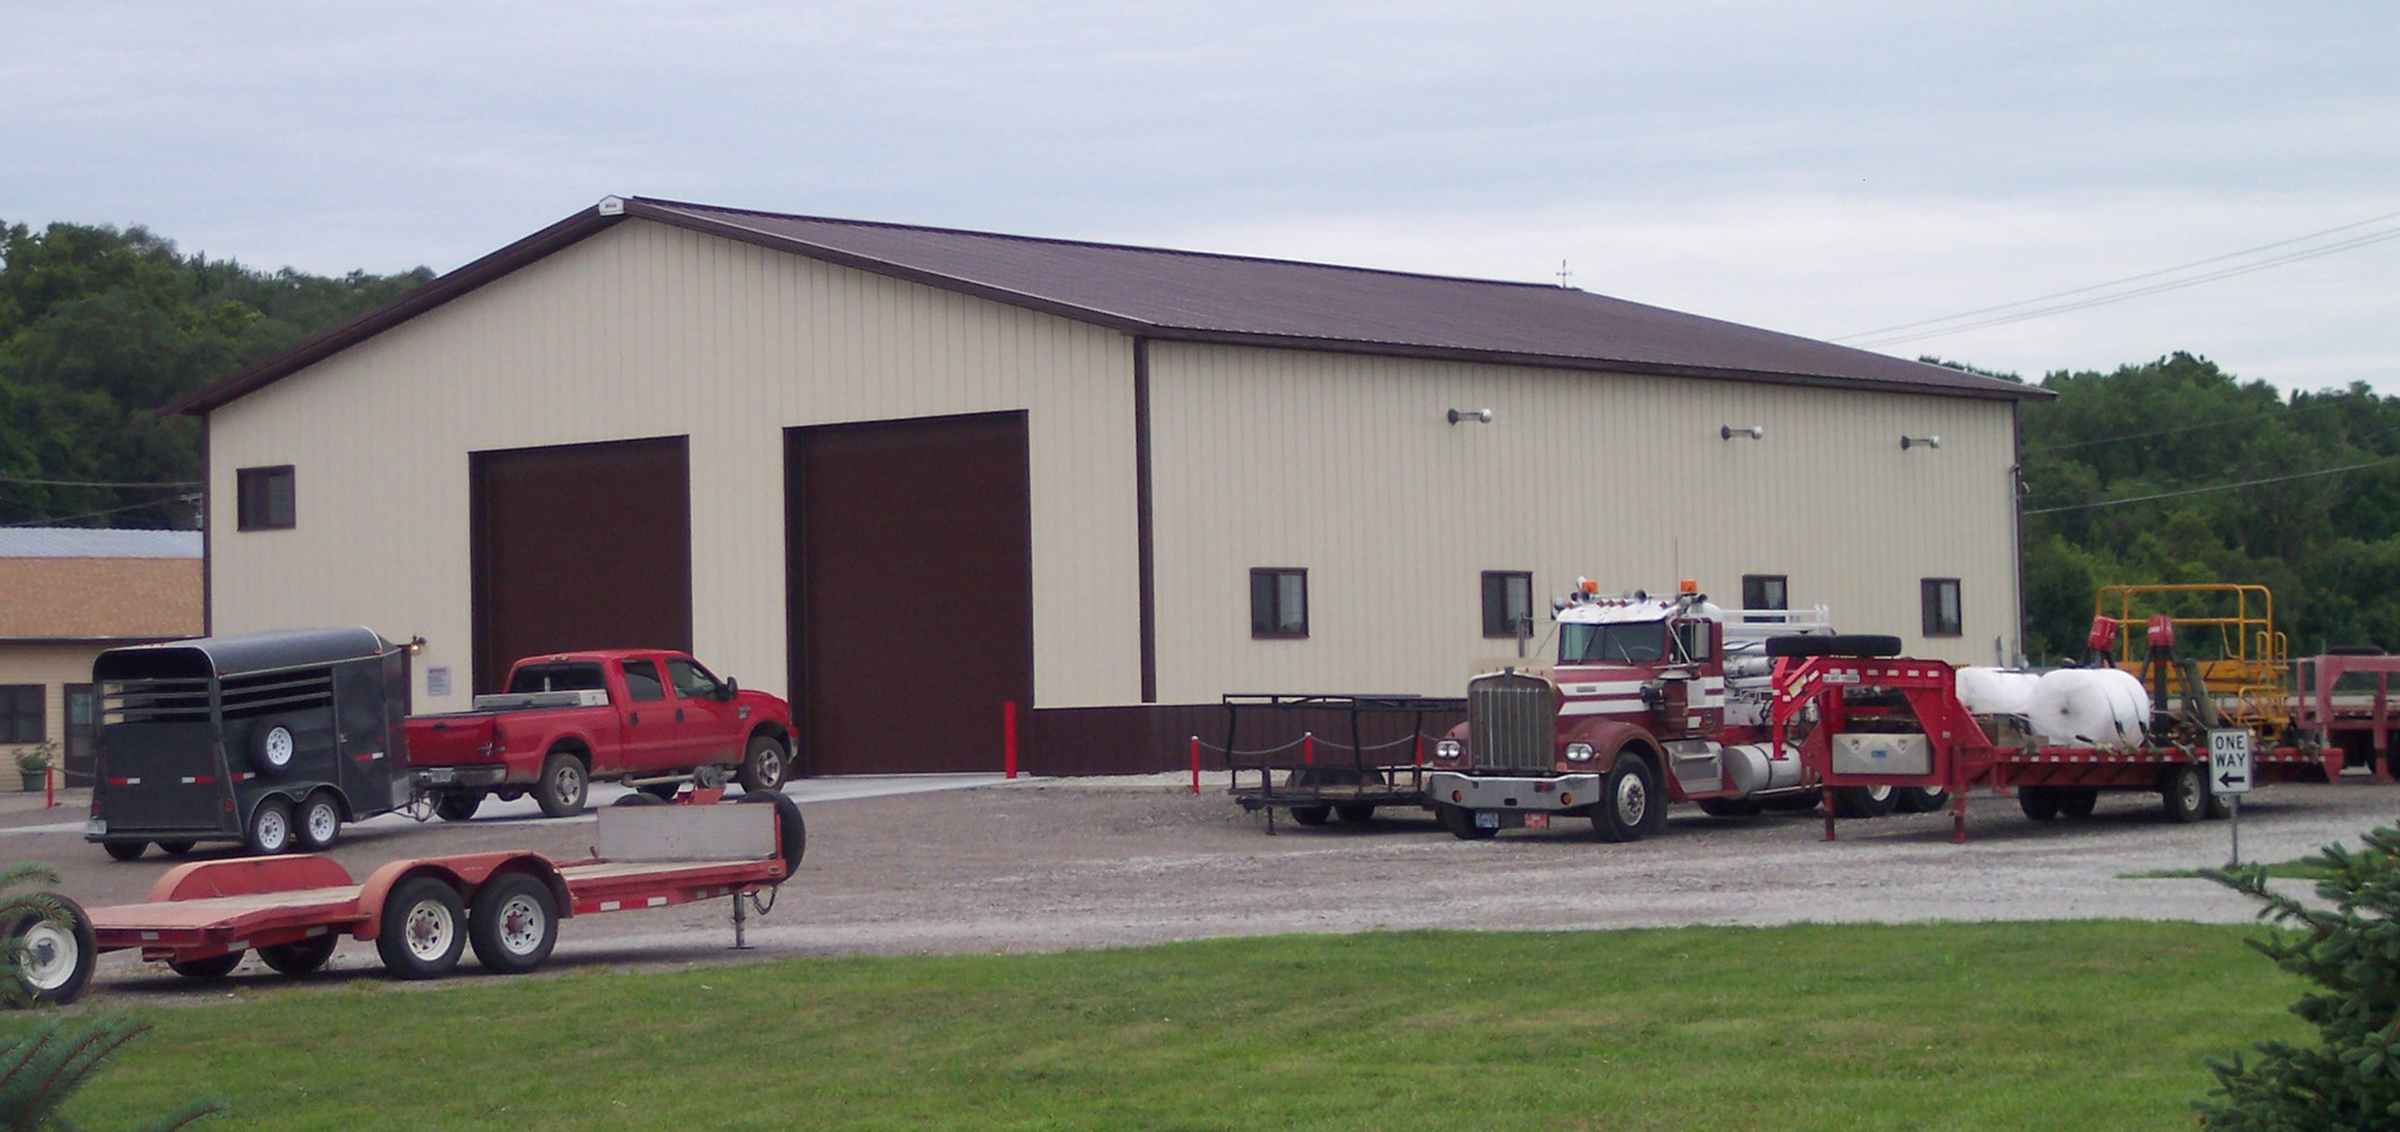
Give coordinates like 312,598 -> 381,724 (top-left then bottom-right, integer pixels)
1302,732 -> 1314,765
1004,700 -> 1019,779
1189,735 -> 1201,794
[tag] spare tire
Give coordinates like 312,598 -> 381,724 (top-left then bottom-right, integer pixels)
1765,634 -> 1904,658
737,791 -> 807,874
251,717 -> 300,776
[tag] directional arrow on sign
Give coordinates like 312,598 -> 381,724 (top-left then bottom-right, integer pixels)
2219,772 -> 2241,789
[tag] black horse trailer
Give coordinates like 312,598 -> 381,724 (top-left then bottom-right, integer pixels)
85,628 -> 411,860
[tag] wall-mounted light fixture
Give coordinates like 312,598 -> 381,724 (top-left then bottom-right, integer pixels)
1448,408 -> 1493,425
1720,425 -> 1764,440
1901,435 -> 1941,450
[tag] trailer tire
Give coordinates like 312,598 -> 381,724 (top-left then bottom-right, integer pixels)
295,791 -> 343,852
612,793 -> 664,806
1896,787 -> 1950,814
2058,787 -> 2099,819
377,877 -> 466,979
737,734 -> 789,793
102,840 -> 147,862
2161,765 -> 2206,824
1833,784 -> 1896,819
250,718 -> 299,776
1593,757 -> 1658,843
168,952 -> 243,980
739,791 -> 808,873
1335,803 -> 1376,823
1288,804 -> 1333,826
1437,803 -> 1497,840
433,789 -> 485,822
247,796 -> 295,855
535,751 -> 588,818
1697,798 -> 1764,818
1765,634 -> 1905,659
4,896 -> 97,1006
468,874 -> 559,975
2018,787 -> 2061,821
259,935 -> 337,976
156,840 -> 196,857
637,782 -> 683,802
2203,785 -> 2230,821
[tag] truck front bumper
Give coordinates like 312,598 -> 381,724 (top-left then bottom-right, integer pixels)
1425,771 -> 1602,814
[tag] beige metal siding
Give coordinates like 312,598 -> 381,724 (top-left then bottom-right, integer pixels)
208,220 -> 1140,711
1145,343 -> 2020,701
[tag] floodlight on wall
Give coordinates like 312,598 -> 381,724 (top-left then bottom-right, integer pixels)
1901,435 -> 1941,450
1720,425 -> 1764,440
1448,408 -> 1493,425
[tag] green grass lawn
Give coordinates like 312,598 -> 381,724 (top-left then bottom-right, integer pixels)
28,922 -> 2299,1132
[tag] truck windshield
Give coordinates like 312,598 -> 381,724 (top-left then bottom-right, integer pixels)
506,662 -> 606,694
1559,623 -> 1667,665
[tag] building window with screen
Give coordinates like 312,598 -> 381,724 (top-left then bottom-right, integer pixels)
1922,578 -> 1963,637
236,465 -> 296,530
1481,571 -> 1533,638
1250,568 -> 1309,638
0,685 -> 42,744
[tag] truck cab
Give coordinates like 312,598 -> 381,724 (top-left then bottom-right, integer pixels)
1425,579 -> 1832,842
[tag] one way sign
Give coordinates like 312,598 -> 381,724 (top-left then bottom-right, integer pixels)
2209,729 -> 2254,796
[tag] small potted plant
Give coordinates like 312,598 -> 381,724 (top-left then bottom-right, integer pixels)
13,742 -> 55,792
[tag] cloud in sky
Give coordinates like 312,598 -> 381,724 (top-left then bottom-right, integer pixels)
5,1 -> 2394,392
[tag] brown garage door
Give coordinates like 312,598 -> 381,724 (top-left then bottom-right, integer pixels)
470,436 -> 693,693
787,413 -> 1032,775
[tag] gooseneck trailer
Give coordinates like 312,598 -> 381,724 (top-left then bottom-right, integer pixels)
12,792 -> 803,1006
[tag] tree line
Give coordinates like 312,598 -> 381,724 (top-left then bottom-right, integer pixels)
2,221 -> 2392,655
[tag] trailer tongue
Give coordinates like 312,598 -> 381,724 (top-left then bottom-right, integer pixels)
12,793 -> 804,1006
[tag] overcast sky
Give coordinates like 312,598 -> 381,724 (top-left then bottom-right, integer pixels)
7,1 -> 2395,394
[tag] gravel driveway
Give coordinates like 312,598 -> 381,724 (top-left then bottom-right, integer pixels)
9,774 -> 2394,1004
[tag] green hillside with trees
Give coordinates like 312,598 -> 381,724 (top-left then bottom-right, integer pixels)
1,220 -> 2393,656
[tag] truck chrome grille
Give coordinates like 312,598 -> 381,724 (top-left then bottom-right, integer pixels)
1469,672 -> 1555,773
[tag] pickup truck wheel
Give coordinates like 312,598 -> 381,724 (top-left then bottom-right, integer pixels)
1593,758 -> 1658,843
102,840 -> 147,862
377,877 -> 467,979
295,791 -> 343,851
433,790 -> 485,822
259,935 -> 337,976
2161,765 -> 2206,824
4,897 -> 97,1006
738,791 -> 808,873
247,797 -> 295,855
737,735 -> 789,793
1437,803 -> 1497,841
468,874 -> 559,975
535,752 -> 588,818
168,951 -> 244,980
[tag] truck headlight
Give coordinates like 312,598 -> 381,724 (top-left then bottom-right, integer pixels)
1435,740 -> 1462,760
1565,743 -> 1595,762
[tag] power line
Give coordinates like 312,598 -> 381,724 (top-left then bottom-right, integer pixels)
1855,228 -> 2400,349
2022,457 -> 2397,515
0,474 -> 200,489
1837,210 -> 2400,343
0,497 -> 193,527
2026,418 -> 2248,453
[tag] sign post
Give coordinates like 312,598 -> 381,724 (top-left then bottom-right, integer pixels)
2208,729 -> 2254,865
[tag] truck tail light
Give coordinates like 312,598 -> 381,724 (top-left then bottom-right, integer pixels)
489,722 -> 507,755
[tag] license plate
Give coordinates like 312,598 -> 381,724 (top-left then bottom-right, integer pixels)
1524,812 -> 1550,830
1474,811 -> 1500,829
423,768 -> 457,785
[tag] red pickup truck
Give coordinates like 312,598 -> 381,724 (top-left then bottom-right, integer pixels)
407,650 -> 795,820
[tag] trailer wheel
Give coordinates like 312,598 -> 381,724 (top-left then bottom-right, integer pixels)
1335,803 -> 1376,823
2161,765 -> 2206,824
468,874 -> 559,975
2057,787 -> 2099,819
1833,785 -> 1896,819
433,790 -> 485,822
1592,758 -> 1658,843
168,952 -> 243,980
247,796 -> 295,855
378,877 -> 467,979
259,935 -> 337,976
535,752 -> 588,818
1896,787 -> 1950,814
295,791 -> 343,852
738,791 -> 808,873
1437,803 -> 1497,840
612,792 -> 664,806
2018,787 -> 2060,821
2202,784 -> 2230,821
4,896 -> 97,1006
156,841 -> 196,857
102,840 -> 147,862
252,718 -> 299,776
737,734 -> 789,793
1288,804 -> 1334,826
1697,798 -> 1764,818
637,782 -> 683,802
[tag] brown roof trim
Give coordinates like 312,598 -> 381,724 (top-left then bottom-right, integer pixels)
167,205 -> 629,416
0,635 -> 189,647
171,196 -> 2049,416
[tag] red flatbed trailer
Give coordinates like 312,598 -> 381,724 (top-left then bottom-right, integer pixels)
9,793 -> 804,1006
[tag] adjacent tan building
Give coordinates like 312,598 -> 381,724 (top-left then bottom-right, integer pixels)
0,528 -> 204,784
172,197 -> 2043,775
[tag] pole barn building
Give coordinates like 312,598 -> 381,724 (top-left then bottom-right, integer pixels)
172,196 -> 2044,776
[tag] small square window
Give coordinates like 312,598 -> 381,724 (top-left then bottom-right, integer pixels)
236,466 -> 295,530
1481,571 -> 1533,638
1250,568 -> 1308,638
0,685 -> 43,744
1742,574 -> 1788,611
1922,578 -> 1963,637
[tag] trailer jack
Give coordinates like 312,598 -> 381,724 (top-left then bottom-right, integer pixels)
730,885 -> 777,950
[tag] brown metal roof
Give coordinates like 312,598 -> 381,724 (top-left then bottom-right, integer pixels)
170,197 -> 2043,415
0,557 -> 204,640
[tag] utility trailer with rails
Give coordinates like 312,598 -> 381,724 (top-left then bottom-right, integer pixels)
9,792 -> 805,1006
1220,693 -> 1463,833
